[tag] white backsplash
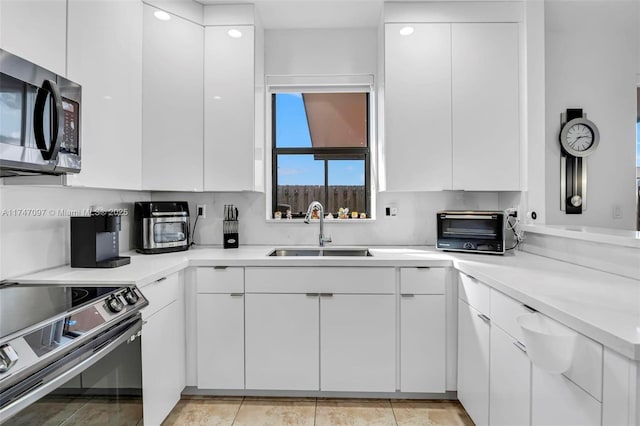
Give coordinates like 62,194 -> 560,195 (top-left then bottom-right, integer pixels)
151,191 -> 510,247
521,232 -> 640,281
0,184 -> 150,280
0,184 -> 521,279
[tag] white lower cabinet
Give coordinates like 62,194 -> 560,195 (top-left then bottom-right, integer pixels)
195,267 -> 245,389
489,325 -> 531,426
531,366 -> 601,426
457,299 -> 490,426
320,294 -> 395,392
244,267 -> 397,393
142,301 -> 185,425
400,294 -> 446,393
197,294 -> 244,389
245,293 -> 319,390
458,273 -> 606,426
141,273 -> 185,426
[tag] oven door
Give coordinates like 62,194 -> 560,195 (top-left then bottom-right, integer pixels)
142,217 -> 189,251
437,213 -> 504,253
438,213 -> 502,239
0,316 -> 143,425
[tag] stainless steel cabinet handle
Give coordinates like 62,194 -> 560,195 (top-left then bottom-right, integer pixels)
417,267 -> 431,270
230,293 -> 244,297
513,341 -> 527,353
400,294 -> 415,298
523,304 -> 537,313
214,266 -> 228,270
306,293 -> 319,297
477,313 -> 491,323
320,293 -> 334,297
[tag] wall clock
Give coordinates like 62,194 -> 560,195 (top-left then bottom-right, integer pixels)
559,108 -> 600,214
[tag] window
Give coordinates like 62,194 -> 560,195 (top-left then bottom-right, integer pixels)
271,92 -> 371,218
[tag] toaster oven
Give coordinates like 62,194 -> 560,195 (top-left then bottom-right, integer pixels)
134,201 -> 190,254
436,210 -> 505,254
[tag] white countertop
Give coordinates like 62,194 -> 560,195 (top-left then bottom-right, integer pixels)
11,245 -> 640,361
523,224 -> 640,248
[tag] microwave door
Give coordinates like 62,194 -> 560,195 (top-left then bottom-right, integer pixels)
0,74 -> 57,173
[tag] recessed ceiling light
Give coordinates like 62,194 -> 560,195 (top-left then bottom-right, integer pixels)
227,29 -> 243,38
154,10 -> 171,21
399,26 -> 414,36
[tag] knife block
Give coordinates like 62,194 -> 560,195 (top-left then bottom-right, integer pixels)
223,220 -> 239,249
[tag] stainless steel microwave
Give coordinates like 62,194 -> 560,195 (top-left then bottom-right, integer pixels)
0,49 -> 81,176
436,210 -> 505,254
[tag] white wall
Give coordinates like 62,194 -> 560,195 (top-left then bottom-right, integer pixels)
544,0 -> 638,230
265,28 -> 377,76
0,185 -> 150,280
152,191 -> 504,247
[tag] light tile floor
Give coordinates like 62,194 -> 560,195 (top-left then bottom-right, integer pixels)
163,397 -> 474,426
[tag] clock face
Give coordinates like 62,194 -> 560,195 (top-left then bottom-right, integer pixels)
560,117 -> 600,157
565,123 -> 594,151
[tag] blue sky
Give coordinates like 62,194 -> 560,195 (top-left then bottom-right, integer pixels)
275,93 -> 365,186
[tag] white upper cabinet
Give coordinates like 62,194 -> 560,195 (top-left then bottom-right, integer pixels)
383,20 -> 520,192
142,5 -> 204,191
0,0 -> 67,75
451,23 -> 520,191
66,0 -> 142,190
204,25 -> 256,191
384,23 -> 452,191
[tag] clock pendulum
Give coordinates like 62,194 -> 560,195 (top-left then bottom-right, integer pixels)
559,108 -> 600,214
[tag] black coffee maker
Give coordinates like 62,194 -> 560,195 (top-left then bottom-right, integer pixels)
70,213 -> 131,268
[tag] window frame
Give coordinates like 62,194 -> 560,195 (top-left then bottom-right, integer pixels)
270,92 -> 372,218
260,74 -> 376,224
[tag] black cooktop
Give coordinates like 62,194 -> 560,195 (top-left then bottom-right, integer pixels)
0,284 -> 120,340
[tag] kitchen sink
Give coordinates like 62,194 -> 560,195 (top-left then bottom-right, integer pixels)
268,248 -> 372,257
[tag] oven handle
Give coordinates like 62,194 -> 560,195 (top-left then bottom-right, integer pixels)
0,318 -> 142,424
442,214 -> 496,220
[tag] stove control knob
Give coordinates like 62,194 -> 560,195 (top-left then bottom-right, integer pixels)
463,242 -> 474,250
123,289 -> 139,305
0,344 -> 19,374
106,295 -> 124,313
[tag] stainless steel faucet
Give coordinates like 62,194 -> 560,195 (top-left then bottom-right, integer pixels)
304,201 -> 332,247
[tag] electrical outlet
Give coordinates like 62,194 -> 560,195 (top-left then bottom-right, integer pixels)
197,204 -> 206,218
385,206 -> 398,218
612,205 -> 622,219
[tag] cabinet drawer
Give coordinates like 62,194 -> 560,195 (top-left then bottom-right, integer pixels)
458,272 -> 490,315
245,267 -> 395,294
490,289 -> 531,343
141,272 -> 181,319
400,268 -> 445,295
532,365 -> 601,426
564,332 -> 603,401
197,267 -> 244,294
521,312 -> 603,402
